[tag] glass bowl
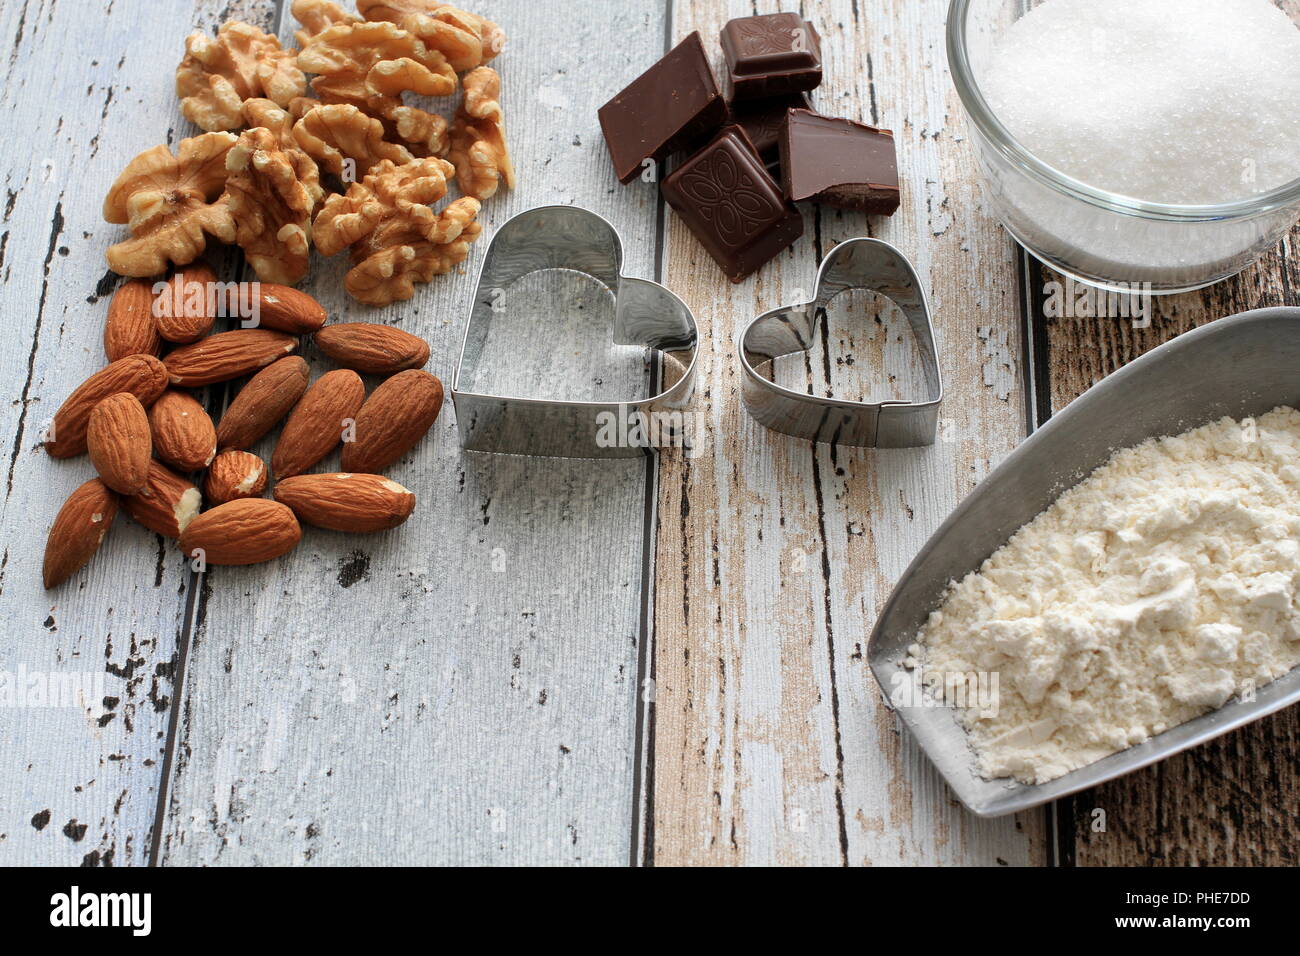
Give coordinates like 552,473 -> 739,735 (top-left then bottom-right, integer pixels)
947,0 -> 1300,294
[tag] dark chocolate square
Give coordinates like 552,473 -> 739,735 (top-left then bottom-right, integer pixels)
779,109 -> 900,215
662,126 -> 804,283
598,32 -> 728,185
721,13 -> 823,100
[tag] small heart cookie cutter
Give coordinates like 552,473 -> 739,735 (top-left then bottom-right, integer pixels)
738,238 -> 943,447
451,205 -> 699,458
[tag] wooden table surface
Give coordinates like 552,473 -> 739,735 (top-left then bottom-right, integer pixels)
0,0 -> 1294,866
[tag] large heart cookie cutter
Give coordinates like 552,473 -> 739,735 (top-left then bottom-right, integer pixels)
452,205 -> 699,458
738,238 -> 943,447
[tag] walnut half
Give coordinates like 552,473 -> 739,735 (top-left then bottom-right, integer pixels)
296,20 -> 456,156
356,1 -> 506,72
224,128 -> 315,285
290,0 -> 360,49
449,66 -> 514,200
292,103 -> 413,179
241,98 -> 325,210
313,157 -> 482,304
103,133 -> 238,277
176,21 -> 307,131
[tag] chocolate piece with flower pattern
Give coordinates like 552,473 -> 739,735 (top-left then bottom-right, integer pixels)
661,126 -> 803,283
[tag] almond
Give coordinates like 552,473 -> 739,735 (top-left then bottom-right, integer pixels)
274,473 -> 416,532
271,369 -> 366,479
204,450 -> 267,504
313,323 -> 429,375
104,280 -> 162,361
179,499 -> 301,566
215,355 -> 309,451
149,390 -> 217,471
86,393 -> 151,495
341,370 -> 443,474
163,329 -> 298,386
251,284 -> 327,335
46,354 -> 169,458
155,263 -> 218,343
123,460 -> 201,538
43,478 -> 119,589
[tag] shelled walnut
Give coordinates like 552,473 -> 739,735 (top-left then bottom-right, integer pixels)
313,157 -> 481,304
241,98 -> 325,209
292,103 -> 413,178
296,20 -> 455,155
224,128 -> 315,285
449,66 -> 514,200
177,21 -> 307,131
107,4 -> 515,297
290,0 -> 361,48
103,133 -> 238,277
356,1 -> 506,72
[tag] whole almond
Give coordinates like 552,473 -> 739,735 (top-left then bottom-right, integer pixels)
86,393 -> 151,495
251,284 -> 327,334
271,369 -> 366,479
43,478 -> 119,589
313,324 -> 429,375
104,280 -> 162,361
124,461 -> 201,538
275,473 -> 416,532
155,263 -> 218,343
149,390 -> 217,471
46,354 -> 169,458
204,450 -> 267,504
341,370 -> 443,474
164,329 -> 298,386
215,356 -> 310,451
179,498 -> 301,566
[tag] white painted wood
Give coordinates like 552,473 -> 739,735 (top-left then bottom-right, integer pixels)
0,0 -> 278,866
652,0 -> 1048,864
0,0 -> 1056,869
158,0 -> 666,865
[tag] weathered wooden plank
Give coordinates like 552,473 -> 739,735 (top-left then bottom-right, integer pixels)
0,0 -> 276,868
652,0 -> 1047,865
157,0 -> 665,866
1035,234 -> 1300,866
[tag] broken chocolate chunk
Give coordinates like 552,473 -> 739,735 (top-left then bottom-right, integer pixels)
721,13 -> 823,100
779,109 -> 900,215
598,31 -> 728,185
728,91 -> 811,162
661,126 -> 804,283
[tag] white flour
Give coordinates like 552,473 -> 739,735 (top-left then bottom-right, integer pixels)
911,407 -> 1300,785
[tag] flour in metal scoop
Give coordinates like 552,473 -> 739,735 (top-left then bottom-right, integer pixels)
910,407 -> 1300,785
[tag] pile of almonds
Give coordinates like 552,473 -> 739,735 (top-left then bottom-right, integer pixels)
42,274 -> 442,589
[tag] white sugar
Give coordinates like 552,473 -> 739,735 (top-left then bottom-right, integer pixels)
982,0 -> 1300,204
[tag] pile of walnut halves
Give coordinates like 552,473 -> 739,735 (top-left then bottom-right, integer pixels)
102,0 -> 515,306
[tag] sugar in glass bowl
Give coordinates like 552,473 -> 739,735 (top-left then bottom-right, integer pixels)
947,0 -> 1300,293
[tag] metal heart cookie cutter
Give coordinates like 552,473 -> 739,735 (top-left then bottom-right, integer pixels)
452,205 -> 699,458
738,238 -> 943,447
